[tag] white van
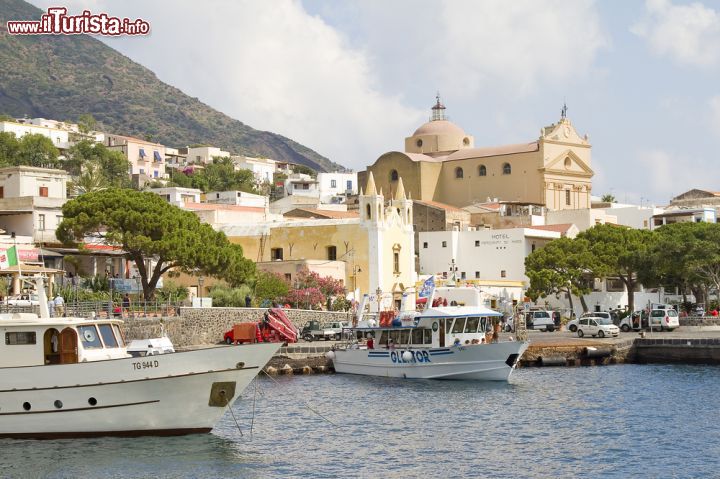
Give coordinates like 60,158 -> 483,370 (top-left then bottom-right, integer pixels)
620,309 -> 679,332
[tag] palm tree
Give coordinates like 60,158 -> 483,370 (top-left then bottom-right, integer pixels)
69,161 -> 109,196
601,194 -> 616,203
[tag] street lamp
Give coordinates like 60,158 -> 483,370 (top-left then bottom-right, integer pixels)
352,265 -> 362,296
198,276 -> 205,307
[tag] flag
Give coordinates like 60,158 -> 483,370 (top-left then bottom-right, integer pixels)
419,276 -> 435,298
0,246 -> 18,270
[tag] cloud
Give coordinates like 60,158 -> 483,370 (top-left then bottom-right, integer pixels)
710,95 -> 720,134
27,0 -> 606,171
631,0 -> 720,67
635,149 -> 706,203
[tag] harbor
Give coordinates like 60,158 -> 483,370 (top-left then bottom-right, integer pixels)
260,328 -> 720,374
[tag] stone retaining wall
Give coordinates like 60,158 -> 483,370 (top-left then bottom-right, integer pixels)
121,308 -> 352,348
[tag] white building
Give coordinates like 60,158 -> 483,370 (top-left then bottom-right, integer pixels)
0,166 -> 69,244
592,203 -> 664,230
317,172 -> 358,203
650,207 -> 716,230
184,146 -> 230,165
418,227 -> 560,283
205,190 -> 268,208
284,173 -> 319,198
0,119 -> 72,150
150,187 -> 202,207
233,156 -> 276,185
545,208 -> 617,232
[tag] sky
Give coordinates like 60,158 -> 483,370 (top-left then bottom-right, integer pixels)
26,0 -> 720,205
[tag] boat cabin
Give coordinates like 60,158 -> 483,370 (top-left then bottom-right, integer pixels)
0,313 -> 128,367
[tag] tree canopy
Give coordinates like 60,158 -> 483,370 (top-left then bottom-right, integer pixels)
168,157 -> 257,193
56,188 -> 255,299
577,224 -> 654,312
64,140 -> 130,190
0,132 -> 60,168
525,237 -> 597,312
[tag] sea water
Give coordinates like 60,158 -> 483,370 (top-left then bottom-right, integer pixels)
1,364 -> 719,478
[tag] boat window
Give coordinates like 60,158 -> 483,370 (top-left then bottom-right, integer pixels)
98,324 -> 118,348
445,319 -> 454,334
399,330 -> 410,345
5,331 -> 36,345
480,317 -> 488,332
412,329 -> 424,344
465,317 -> 479,333
378,330 -> 388,345
112,324 -> 125,347
452,318 -> 466,334
424,329 -> 433,344
78,325 -> 103,349
389,330 -> 401,343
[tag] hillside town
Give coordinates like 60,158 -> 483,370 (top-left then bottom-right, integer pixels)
0,97 -> 717,318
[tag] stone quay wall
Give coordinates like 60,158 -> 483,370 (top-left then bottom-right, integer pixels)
121,307 -> 352,348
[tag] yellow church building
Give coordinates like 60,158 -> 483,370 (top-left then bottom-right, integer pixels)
359,96 -> 593,210
220,174 -> 416,302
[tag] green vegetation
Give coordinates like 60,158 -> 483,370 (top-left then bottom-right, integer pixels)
600,194 -> 616,203
56,188 -> 255,300
167,157 -> 257,193
0,0 -> 341,173
0,132 -> 60,168
526,222 -> 720,313
208,284 -> 253,307
525,237 -> 597,313
65,140 -> 131,194
253,271 -> 290,306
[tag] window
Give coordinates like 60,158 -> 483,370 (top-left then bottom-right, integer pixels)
393,252 -> 400,274
416,139 -> 423,147
465,317 -> 479,333
0,187 -> 4,198
5,331 -> 36,345
442,241 -> 447,248
271,248 -> 283,260
455,167 -> 464,179
38,214 -> 45,231
475,271 -> 480,279
423,242 -> 428,248
475,240 -> 480,247
284,273 -> 292,282
112,325 -> 125,347
502,163 -> 511,175
98,324 -> 118,348
331,179 -> 337,188
327,246 -> 337,261
346,180 -> 352,190
565,189 -> 571,206
78,325 -> 103,349
460,272 -> 466,279
390,170 -> 399,182
39,186 -> 49,197
302,184 -> 309,190
366,204 -> 371,220
479,165 -> 486,176
139,168 -> 145,174
501,270 -> 507,278
531,244 -> 536,252
153,170 -> 159,178
412,329 -> 424,345
196,155 -> 202,162
452,318 -> 466,334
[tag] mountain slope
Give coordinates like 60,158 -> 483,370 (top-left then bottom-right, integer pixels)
0,0 -> 343,172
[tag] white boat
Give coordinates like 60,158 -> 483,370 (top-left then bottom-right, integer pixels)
0,279 -> 278,439
331,287 -> 528,381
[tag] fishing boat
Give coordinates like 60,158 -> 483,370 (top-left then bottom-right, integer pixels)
330,285 -> 528,381
0,278 -> 278,439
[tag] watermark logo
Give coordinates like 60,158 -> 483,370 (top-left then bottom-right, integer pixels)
6,7 -> 150,36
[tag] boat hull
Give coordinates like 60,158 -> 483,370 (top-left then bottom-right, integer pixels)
332,342 -> 528,381
0,343 -> 278,438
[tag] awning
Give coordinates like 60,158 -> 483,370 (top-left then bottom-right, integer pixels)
38,248 -> 63,258
139,148 -> 146,158
153,150 -> 162,162
0,264 -> 64,274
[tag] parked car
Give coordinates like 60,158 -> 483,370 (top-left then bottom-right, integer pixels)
301,320 -> 350,341
576,316 -> 620,338
619,309 -> 679,332
6,294 -> 40,307
525,310 -> 556,332
567,311 -> 612,333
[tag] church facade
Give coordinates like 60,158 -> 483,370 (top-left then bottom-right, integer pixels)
359,97 -> 594,210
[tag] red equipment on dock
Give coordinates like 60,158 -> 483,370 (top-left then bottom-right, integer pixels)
223,308 -> 298,345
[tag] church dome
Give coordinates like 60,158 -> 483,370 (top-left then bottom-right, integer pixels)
413,119 -> 466,137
